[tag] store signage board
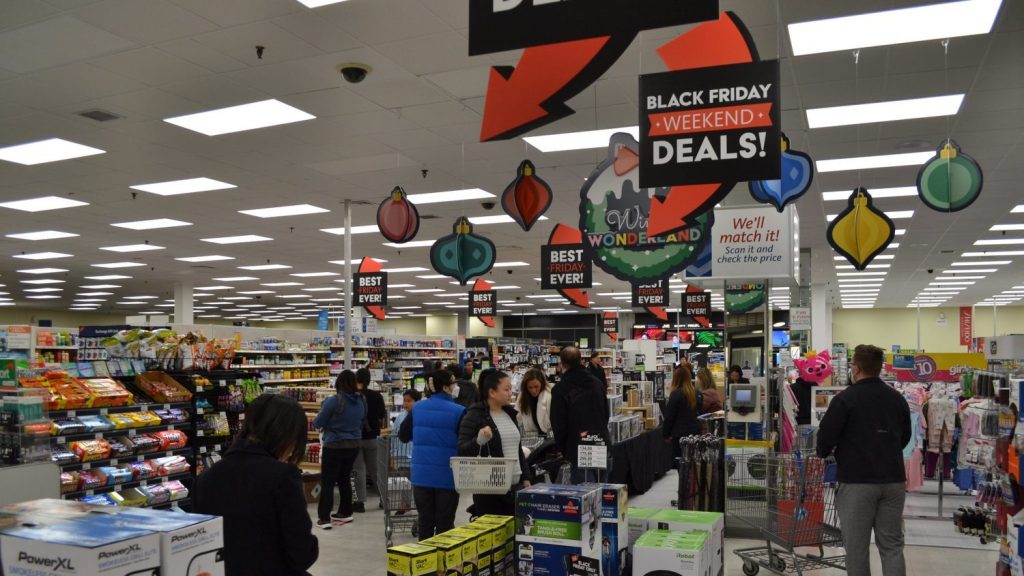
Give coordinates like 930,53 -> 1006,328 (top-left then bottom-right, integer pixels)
5,326 -> 30,349
632,279 -> 669,308
353,272 -> 388,307
684,291 -> 710,318
639,60 -> 780,188
577,432 -> 608,470
708,205 -> 799,280
789,307 -> 811,330
885,352 -> 986,382
959,307 -> 973,346
811,386 -> 845,427
725,282 -> 766,314
468,0 -> 719,55
541,245 -> 591,290
470,290 -> 497,318
602,313 -> 618,339
317,310 -> 328,331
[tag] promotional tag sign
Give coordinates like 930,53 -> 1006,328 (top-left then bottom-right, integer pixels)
602,312 -> 618,340
470,290 -> 496,318
684,291 -> 710,318
639,59 -> 781,188
541,245 -> 592,290
577,432 -> 608,470
353,272 -> 388,307
632,279 -> 669,308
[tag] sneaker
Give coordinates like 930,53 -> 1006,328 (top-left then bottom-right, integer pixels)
330,514 -> 353,525
352,502 -> 366,513
316,520 -> 333,530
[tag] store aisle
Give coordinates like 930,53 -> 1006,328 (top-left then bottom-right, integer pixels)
306,473 -> 996,576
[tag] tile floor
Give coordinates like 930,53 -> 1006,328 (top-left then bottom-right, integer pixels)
306,474 -> 997,576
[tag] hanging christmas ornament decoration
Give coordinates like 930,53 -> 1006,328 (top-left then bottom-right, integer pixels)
748,133 -> 813,212
916,139 -> 983,213
502,159 -> 553,231
376,185 -> 420,243
430,216 -> 497,285
827,187 -> 895,271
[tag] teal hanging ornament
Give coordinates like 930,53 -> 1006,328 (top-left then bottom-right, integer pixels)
916,139 -> 983,212
430,216 -> 497,285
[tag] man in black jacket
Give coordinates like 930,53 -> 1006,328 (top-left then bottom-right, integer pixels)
817,344 -> 910,576
353,368 -> 386,513
550,346 -> 610,483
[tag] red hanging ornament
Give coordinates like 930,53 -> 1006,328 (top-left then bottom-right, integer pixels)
377,186 -> 420,243
502,159 -> 552,232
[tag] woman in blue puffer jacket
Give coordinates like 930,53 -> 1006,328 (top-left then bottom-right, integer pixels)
313,370 -> 366,529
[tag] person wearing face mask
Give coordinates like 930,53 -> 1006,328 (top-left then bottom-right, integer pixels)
457,370 -> 531,516
448,363 -> 478,408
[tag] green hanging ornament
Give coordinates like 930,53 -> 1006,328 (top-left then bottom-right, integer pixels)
429,216 -> 497,285
916,139 -> 983,212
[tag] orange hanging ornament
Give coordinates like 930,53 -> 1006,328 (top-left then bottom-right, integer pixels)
502,159 -> 552,232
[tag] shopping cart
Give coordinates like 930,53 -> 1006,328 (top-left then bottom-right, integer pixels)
727,452 -> 845,576
520,430 -> 571,484
377,433 -> 418,546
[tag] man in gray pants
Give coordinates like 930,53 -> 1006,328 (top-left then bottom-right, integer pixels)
353,368 -> 386,512
817,344 -> 911,576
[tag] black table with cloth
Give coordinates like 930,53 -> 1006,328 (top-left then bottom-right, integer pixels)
607,427 -> 674,494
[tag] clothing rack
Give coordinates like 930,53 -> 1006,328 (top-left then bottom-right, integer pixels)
895,381 -> 963,520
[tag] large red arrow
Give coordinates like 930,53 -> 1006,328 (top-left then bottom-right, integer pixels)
480,35 -> 632,142
646,306 -> 668,322
470,278 -> 495,328
646,12 -> 758,237
357,257 -> 386,321
548,224 -> 590,309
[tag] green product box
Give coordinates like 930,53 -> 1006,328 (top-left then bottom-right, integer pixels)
627,507 -> 660,551
634,529 -> 710,576
419,535 -> 465,576
648,509 -> 723,576
386,543 -> 438,576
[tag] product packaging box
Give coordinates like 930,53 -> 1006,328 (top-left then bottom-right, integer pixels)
626,508 -> 659,551
438,529 -> 480,576
475,515 -> 515,575
419,534 -> 467,576
449,525 -> 494,576
633,529 -> 711,576
97,507 -> 224,576
582,484 -> 629,576
0,515 -> 161,576
648,509 -> 723,576
387,542 -> 437,576
515,484 -> 602,575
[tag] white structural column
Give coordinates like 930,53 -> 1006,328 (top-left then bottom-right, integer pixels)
343,199 -> 353,369
174,281 -> 193,325
810,282 -> 832,353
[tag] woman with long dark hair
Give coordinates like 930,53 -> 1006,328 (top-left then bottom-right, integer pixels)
696,367 -> 723,413
194,394 -> 318,576
312,369 -> 366,529
516,367 -> 552,437
662,362 -> 701,461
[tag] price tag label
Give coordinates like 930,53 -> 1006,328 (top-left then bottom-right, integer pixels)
136,456 -> 144,462
197,408 -> 204,415
197,430 -> 205,437
140,480 -> 148,487
114,484 -> 122,491
82,463 -> 92,470
110,459 -> 118,466
577,433 -> 608,470
86,490 -> 94,496
94,433 -> 103,440
169,425 -> 175,431
100,408 -> 108,415
162,404 -> 170,410
128,429 -> 137,437
200,447 -> 207,454
57,436 -> 65,444
238,414 -> 245,421
68,410 -> 76,418
219,380 -> 227,387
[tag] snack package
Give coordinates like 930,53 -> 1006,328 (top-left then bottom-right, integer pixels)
60,472 -> 77,494
107,413 -> 136,429
95,466 -> 133,486
164,480 -> 189,501
110,487 -> 149,507
51,444 -> 79,464
77,470 -> 102,491
79,378 -> 133,407
131,434 -> 161,454
107,436 -> 135,458
135,372 -> 192,403
78,414 -> 114,432
131,411 -> 163,428
139,484 -> 171,506
52,379 -> 92,409
78,494 -> 117,506
70,439 -> 111,462
152,455 -> 190,477
50,417 -> 87,437
153,408 -> 189,425
205,414 -> 230,436
127,461 -> 155,480
152,430 -> 188,451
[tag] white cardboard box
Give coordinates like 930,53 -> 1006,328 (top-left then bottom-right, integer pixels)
98,507 -> 225,576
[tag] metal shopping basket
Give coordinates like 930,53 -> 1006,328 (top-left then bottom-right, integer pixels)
727,451 -> 845,576
378,433 -> 418,546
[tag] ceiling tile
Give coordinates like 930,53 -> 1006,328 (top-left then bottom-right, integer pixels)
191,21 -> 322,66
74,0 -> 218,44
167,0 -> 299,28
0,0 -> 61,33
318,0 -> 450,46
92,47 -> 210,87
0,14 -> 135,73
157,37 -> 247,73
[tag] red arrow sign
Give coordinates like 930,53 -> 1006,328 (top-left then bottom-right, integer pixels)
646,12 -> 758,238
548,224 -> 590,309
646,306 -> 668,322
358,257 -> 386,321
470,278 -> 496,328
480,35 -> 631,142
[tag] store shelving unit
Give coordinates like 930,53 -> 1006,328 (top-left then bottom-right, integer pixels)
30,326 -> 79,364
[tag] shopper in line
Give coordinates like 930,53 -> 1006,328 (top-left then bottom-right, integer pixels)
194,394 -> 318,576
449,363 -> 479,408
663,362 -> 702,462
695,368 -> 723,413
457,370 -> 531,516
398,368 -> 465,538
312,370 -> 366,529
818,344 -> 911,576
392,389 -> 421,457
352,368 -> 386,513
588,355 -> 609,391
517,367 -> 553,437
550,346 -> 610,482
728,365 -> 750,386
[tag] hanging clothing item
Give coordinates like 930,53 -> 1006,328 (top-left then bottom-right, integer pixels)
927,397 -> 956,453
904,448 -> 923,491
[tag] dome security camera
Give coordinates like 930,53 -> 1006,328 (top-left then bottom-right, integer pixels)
481,200 -> 496,210
337,63 -> 371,84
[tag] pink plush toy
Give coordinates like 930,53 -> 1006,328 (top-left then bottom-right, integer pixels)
793,351 -> 833,384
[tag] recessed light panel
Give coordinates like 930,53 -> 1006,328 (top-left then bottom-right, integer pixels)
815,151 -> 935,173
406,189 -> 495,205
92,262 -> 147,269
239,204 -> 329,218
382,241 -> 435,248
18,268 -> 68,274
5,230 -> 79,241
100,244 -> 165,253
175,255 -> 234,263
202,235 -> 273,244
0,196 -> 89,212
11,252 -> 72,260
111,219 -> 192,230
523,126 -> 639,152
238,264 -> 292,271
130,177 -> 236,196
807,95 -> 964,129
0,138 -> 105,165
321,225 -> 380,235
85,275 -> 132,280
164,99 -> 315,136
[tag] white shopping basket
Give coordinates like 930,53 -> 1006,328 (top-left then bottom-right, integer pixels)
450,456 -> 517,495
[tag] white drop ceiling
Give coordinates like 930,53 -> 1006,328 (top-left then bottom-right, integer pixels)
0,0 -> 1022,320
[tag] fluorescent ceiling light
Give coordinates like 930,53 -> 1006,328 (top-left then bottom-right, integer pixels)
239,204 -> 329,218
382,267 -> 429,273
406,189 -> 495,205
77,292 -> 114,296
975,238 -> 1024,246
807,95 -> 964,129
493,261 -> 530,268
991,224 -> 1024,231
18,267 -> 68,274
261,282 -> 302,287
290,272 -> 339,278
0,196 -> 89,212
930,281 -> 975,285
12,252 -> 72,260
0,138 -> 105,165
130,177 -> 235,196
194,285 -> 233,291
504,303 -> 533,307
320,225 -> 380,235
1012,205 -> 1024,213
936,275 -> 986,280
787,0 -> 1003,56
822,187 -> 917,201
6,230 -> 79,241
221,296 -> 252,301
406,288 -> 444,293
85,275 -> 132,281
112,218 -> 192,230
383,240 -> 435,248
489,285 -> 521,290
895,230 -> 905,236
524,126 -> 639,152
836,264 -> 890,270
100,244 -> 164,253
26,295 -> 60,299
953,260 -> 1012,267
279,294 -> 312,299
21,279 -> 65,285
328,259 -> 388,266
828,210 -> 913,221
468,215 -> 549,225
836,271 -> 886,276
835,254 -> 894,261
423,301 -> 453,305
81,284 -> 119,289
213,276 -> 258,282
115,301 -> 145,305
301,287 -> 339,292
388,284 -> 416,289
238,290 -> 275,295
202,235 -> 272,244
175,255 -> 234,263
24,287 -> 62,293
392,306 -> 422,310
164,99 -> 315,136
238,264 -> 292,271
815,151 -> 935,173
123,295 -> 157,300
943,269 -> 997,274
417,274 -> 447,279
963,251 -> 1024,257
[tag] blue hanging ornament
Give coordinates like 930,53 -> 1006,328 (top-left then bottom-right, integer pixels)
429,216 -> 497,285
748,133 -> 813,212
